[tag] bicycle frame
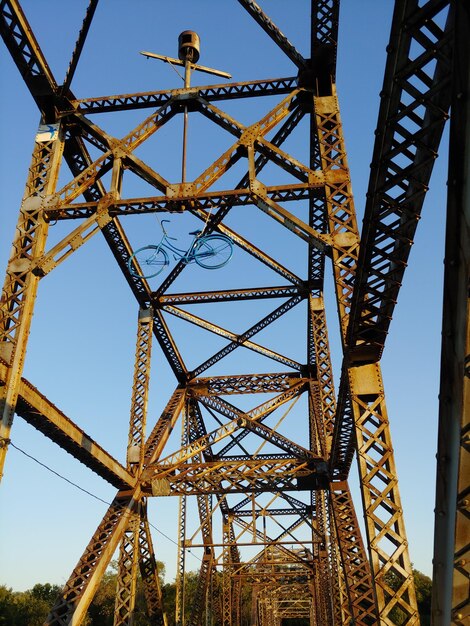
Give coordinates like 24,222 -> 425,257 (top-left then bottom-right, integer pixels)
156,230 -> 201,264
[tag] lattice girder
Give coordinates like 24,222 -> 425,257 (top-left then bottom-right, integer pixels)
45,493 -> 140,625
314,88 -> 420,623
138,502 -> 166,625
114,508 -> 141,625
0,130 -> 65,479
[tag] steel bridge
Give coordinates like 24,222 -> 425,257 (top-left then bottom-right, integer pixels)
0,1 -> 468,624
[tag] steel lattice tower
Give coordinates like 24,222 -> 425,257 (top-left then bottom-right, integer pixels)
0,1 -> 468,625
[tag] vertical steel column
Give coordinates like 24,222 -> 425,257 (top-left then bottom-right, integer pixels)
309,296 -> 336,452
313,90 -> 359,338
186,399 -> 215,626
126,308 -> 154,472
329,481 -> 378,625
222,519 -> 233,626
0,127 -> 64,479
187,527 -> 214,626
138,502 -> 166,626
114,307 -> 154,625
315,491 -> 333,624
258,596 -> 266,626
314,87 -> 419,624
308,295 -> 335,625
175,493 -> 187,626
250,585 -> 258,626
114,506 -> 141,626
232,577 -> 241,626
175,403 -> 188,626
348,364 -> 418,624
309,293 -> 376,623
432,2 -> 470,623
328,501 -> 352,625
264,591 -> 275,626
309,589 -> 316,626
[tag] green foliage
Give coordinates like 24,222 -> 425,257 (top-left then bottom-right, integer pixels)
0,583 -> 62,626
0,566 -> 432,625
384,568 -> 432,625
0,587 -> 16,626
86,559 -> 165,626
413,569 -> 432,626
161,570 -> 200,626
29,583 -> 62,604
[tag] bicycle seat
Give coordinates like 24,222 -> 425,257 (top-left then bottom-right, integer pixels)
189,230 -> 202,236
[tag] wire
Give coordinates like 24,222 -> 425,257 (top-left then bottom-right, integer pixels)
167,58 -> 185,82
9,439 -> 202,562
9,440 -> 110,505
148,520 -> 179,547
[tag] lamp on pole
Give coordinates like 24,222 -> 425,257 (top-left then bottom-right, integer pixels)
141,32 -> 232,183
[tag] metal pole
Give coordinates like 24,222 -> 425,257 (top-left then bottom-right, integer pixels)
181,59 -> 191,183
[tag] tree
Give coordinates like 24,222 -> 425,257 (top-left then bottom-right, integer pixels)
87,559 -> 167,626
385,568 -> 432,625
30,583 -> 62,605
413,569 -> 432,626
0,586 -> 16,626
0,583 -> 62,626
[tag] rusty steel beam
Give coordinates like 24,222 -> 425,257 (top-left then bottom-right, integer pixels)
347,0 -> 453,364
314,83 -> 420,621
60,0 -> 99,95
45,185 -> 321,220
188,372 -> 305,396
237,0 -> 306,69
137,502 -> 166,625
71,77 -> 297,114
310,0 -> 340,84
0,0 -> 58,114
45,492 -> 140,625
143,457 -> 327,497
0,131 -> 65,480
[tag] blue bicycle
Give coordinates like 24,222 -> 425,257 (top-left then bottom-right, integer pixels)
128,220 -> 233,279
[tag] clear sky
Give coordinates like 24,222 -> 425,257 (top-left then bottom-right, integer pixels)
0,1 -> 447,590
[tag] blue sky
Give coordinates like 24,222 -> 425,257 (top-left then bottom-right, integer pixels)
0,1 -> 447,590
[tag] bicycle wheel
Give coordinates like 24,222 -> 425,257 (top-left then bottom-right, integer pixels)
194,235 -> 233,269
128,245 -> 169,278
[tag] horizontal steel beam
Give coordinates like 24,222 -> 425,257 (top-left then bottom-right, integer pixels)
143,457 -> 329,496
45,185 -> 324,220
188,372 -> 306,395
71,77 -> 298,114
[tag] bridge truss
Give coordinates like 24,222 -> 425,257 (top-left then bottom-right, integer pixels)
0,1 -> 468,625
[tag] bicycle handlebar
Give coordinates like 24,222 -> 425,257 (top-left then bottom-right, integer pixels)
160,219 -> 178,241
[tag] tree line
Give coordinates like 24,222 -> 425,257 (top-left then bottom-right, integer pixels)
0,565 -> 431,625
